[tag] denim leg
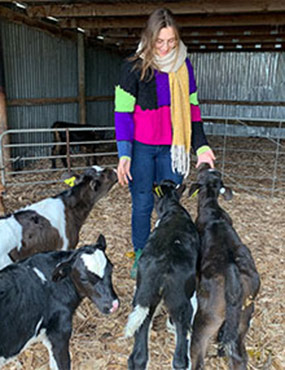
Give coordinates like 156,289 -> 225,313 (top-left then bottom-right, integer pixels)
129,142 -> 184,252
129,142 -> 156,252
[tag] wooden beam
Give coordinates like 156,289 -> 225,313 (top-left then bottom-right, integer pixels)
26,1 -> 285,18
91,25 -> 285,38
116,41 -> 284,52
59,13 -> 285,29
7,96 -> 113,107
0,6 -> 77,41
102,34 -> 284,47
187,43 -> 285,51
7,97 -> 79,106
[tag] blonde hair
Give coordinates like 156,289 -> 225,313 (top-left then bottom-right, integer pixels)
130,8 -> 180,80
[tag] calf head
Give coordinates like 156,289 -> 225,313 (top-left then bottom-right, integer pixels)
82,166 -> 117,200
189,164 -> 233,201
64,166 -> 117,207
52,234 -> 119,314
153,180 -> 186,218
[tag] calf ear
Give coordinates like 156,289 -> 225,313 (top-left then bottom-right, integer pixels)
96,234 -> 106,250
52,261 -> 72,282
90,179 -> 99,191
220,186 -> 233,201
189,183 -> 200,198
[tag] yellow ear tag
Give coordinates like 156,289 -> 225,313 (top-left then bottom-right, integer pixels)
190,188 -> 199,199
64,176 -> 76,187
125,251 -> 136,259
154,186 -> 164,197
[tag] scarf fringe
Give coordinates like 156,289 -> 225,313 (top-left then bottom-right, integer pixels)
171,145 -> 190,177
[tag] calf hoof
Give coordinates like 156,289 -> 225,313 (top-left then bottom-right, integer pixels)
172,359 -> 189,370
128,356 -> 147,370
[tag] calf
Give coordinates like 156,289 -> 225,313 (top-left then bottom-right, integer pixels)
0,166 -> 117,269
51,121 -> 106,169
125,180 -> 200,370
0,234 -> 119,370
189,164 -> 260,370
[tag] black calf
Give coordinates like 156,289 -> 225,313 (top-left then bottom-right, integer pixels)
189,164 -> 260,370
51,121 -> 105,168
125,180 -> 200,370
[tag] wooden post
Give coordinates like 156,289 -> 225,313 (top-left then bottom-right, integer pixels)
0,27 -> 11,202
77,33 -> 86,125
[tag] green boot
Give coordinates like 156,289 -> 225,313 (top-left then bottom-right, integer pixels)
130,249 -> 143,279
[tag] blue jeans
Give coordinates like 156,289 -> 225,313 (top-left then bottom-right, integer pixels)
129,141 -> 183,252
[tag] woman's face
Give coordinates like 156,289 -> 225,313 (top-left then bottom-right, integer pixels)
155,26 -> 177,57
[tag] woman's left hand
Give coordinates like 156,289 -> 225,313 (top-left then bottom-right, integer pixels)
196,149 -> 216,168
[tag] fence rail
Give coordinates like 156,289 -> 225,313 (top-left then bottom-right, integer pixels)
0,118 -> 284,197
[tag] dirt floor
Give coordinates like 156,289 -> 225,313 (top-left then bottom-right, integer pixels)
2,167 -> 285,370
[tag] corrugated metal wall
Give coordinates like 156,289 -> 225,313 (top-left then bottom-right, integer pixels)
0,20 -> 121,163
190,52 -> 285,119
1,20 -> 78,126
1,19 -> 78,163
85,46 -> 121,136
2,18 -> 284,131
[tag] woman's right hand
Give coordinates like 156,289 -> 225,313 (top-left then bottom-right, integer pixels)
117,157 -> 132,186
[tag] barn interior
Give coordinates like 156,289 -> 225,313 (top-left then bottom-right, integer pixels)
0,1 -> 284,369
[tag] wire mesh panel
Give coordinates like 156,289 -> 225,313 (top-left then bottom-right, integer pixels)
203,117 -> 285,197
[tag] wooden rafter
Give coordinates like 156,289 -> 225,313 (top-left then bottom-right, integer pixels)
26,0 -> 285,18
58,12 -> 285,29
1,1 -> 285,52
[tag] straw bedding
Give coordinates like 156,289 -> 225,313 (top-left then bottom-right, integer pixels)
2,168 -> 285,370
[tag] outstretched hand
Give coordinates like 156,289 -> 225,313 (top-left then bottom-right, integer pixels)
196,149 -> 216,169
117,157 -> 132,186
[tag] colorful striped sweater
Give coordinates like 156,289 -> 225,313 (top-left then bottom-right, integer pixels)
114,57 -> 209,159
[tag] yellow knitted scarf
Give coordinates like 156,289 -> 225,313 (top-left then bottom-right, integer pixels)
169,61 -> 191,176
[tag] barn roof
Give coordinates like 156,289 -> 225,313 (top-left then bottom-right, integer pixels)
0,0 -> 285,53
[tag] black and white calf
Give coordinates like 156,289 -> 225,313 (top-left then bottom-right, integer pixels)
189,164 -> 260,370
125,180 -> 200,370
0,234 -> 119,370
0,166 -> 117,269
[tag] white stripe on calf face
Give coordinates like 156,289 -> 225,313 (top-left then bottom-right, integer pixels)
92,165 -> 103,172
33,267 -> 47,283
81,250 -> 107,278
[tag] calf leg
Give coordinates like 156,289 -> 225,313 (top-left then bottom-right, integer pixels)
59,145 -> 68,168
45,319 -> 72,370
128,302 -> 160,370
191,309 -> 224,370
169,302 -> 192,370
230,303 -> 254,370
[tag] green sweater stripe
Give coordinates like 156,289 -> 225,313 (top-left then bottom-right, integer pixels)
115,85 -> 136,112
189,91 -> 199,106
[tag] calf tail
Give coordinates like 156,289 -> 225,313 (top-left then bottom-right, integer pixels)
124,305 -> 149,338
218,263 -> 243,358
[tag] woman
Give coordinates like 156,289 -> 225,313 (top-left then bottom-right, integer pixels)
114,8 -> 215,278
